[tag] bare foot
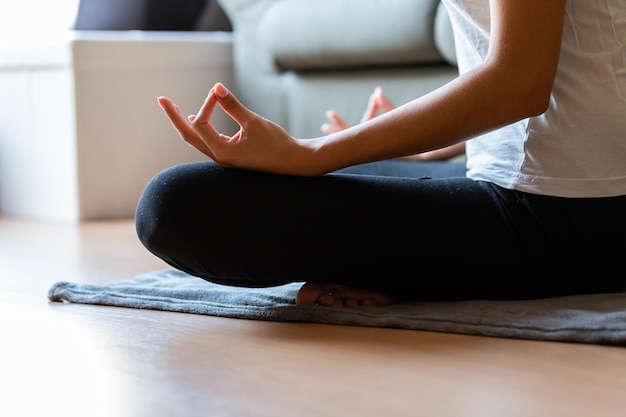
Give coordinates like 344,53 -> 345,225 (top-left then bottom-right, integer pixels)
296,282 -> 401,308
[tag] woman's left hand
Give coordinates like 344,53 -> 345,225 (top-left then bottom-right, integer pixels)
321,86 -> 394,134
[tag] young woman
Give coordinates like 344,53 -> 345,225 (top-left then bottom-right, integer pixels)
136,0 -> 626,307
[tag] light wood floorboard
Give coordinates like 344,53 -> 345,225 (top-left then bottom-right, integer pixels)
2,216 -> 626,417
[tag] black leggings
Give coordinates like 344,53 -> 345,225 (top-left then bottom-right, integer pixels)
135,160 -> 626,301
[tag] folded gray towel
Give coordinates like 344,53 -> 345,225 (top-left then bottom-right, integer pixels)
48,269 -> 626,346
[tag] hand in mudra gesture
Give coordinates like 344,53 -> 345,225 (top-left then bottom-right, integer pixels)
157,83 -> 319,176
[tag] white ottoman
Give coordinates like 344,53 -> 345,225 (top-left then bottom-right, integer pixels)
0,30 -> 236,222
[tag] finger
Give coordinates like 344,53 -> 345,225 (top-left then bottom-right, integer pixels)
157,97 -> 216,159
193,87 -> 217,125
189,88 -> 231,157
185,116 -> 216,157
325,110 -> 350,130
212,83 -> 256,133
321,123 -> 340,134
360,87 -> 382,123
191,89 -> 221,141
375,88 -> 395,113
158,97 -> 203,141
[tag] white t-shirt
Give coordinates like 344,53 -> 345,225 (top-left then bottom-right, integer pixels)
442,0 -> 626,197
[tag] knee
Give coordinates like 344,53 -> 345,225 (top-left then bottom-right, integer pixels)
134,161 -> 222,257
134,164 -> 197,254
134,169 -> 172,256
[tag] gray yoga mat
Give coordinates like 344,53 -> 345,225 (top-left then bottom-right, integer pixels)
48,268 -> 626,346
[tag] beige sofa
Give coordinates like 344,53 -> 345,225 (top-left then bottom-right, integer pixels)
217,0 -> 458,139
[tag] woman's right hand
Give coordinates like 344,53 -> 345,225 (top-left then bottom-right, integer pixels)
158,82 -> 320,176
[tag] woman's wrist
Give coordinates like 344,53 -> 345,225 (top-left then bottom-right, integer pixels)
293,137 -> 333,176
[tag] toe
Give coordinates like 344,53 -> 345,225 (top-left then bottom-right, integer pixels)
295,282 -> 326,305
296,282 -> 342,306
345,298 -> 359,308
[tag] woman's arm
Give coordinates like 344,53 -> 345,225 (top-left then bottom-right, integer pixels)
322,86 -> 466,161
158,0 -> 566,176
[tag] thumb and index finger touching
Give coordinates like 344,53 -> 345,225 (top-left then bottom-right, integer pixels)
157,82 -> 247,133
193,82 -> 252,132
156,82 -> 252,158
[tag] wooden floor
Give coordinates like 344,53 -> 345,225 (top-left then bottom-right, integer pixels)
2,215 -> 626,417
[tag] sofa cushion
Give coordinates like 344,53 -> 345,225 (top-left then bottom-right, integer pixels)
258,0 -> 445,71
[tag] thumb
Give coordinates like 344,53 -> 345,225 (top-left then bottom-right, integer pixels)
214,83 -> 255,127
